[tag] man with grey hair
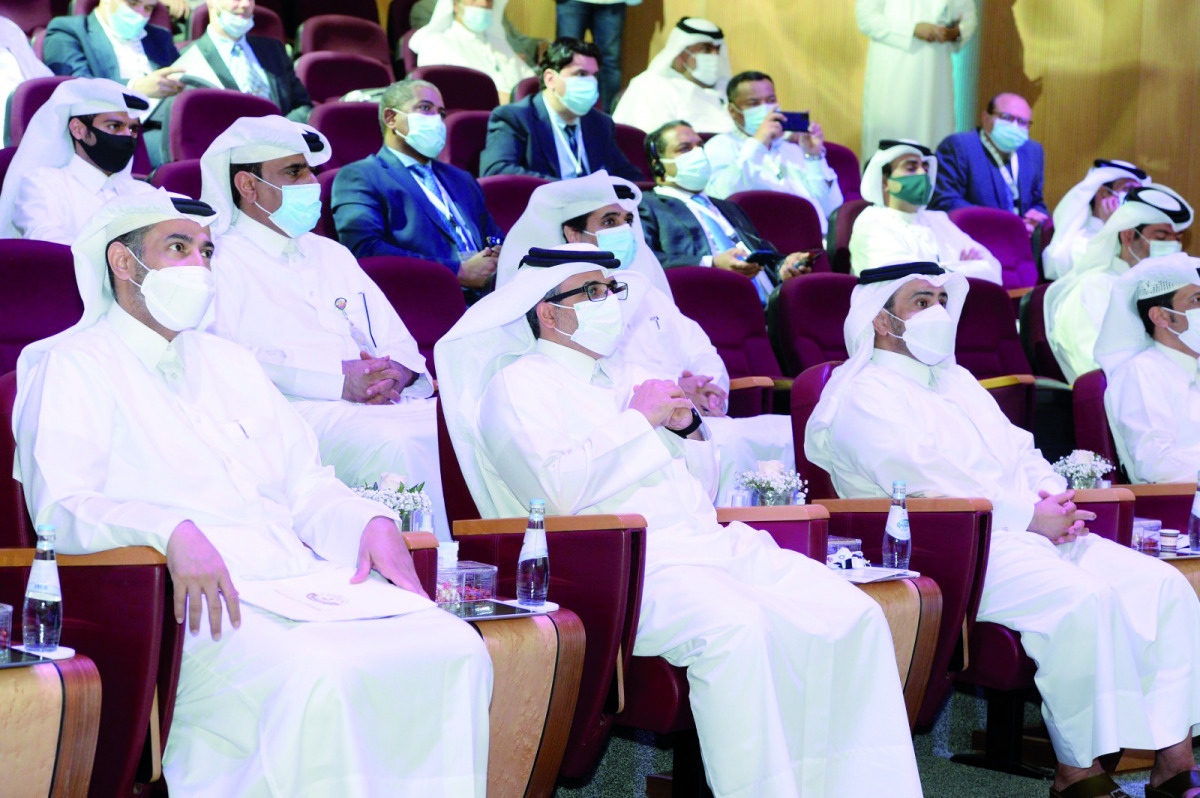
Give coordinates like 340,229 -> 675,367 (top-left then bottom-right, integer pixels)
333,78 -> 503,302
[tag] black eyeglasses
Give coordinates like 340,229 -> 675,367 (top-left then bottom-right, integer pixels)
990,110 -> 1032,129
546,280 -> 629,304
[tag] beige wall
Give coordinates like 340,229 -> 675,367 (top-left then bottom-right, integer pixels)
391,0 -> 1198,210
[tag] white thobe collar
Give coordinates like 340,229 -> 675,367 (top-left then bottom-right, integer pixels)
66,152 -> 129,192
232,211 -> 300,258
535,338 -> 610,385
870,347 -> 938,390
1153,341 -> 1200,380
106,302 -> 172,372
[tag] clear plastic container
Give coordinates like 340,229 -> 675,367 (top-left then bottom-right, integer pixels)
435,561 -> 498,606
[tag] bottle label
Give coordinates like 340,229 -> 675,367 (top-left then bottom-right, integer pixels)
885,506 -> 911,541
519,528 -> 548,561
26,559 -> 61,602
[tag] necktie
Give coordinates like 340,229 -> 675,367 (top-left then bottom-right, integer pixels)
563,124 -> 587,176
229,41 -> 271,99
688,195 -> 772,304
410,164 -> 477,253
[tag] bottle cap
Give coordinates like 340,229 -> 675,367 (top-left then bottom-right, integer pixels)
530,499 -> 546,507
892,481 -> 906,489
35,523 -> 56,533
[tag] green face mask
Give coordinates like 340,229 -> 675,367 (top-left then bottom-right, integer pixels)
887,172 -> 931,207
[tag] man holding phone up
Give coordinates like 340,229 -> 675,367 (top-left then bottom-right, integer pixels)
703,70 -> 843,235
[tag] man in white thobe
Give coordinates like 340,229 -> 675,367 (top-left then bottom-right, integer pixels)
703,71 -> 843,235
12,190 -> 492,797
850,138 -> 1001,283
0,15 -> 53,137
1096,254 -> 1200,484
436,245 -> 922,798
496,171 -> 796,504
612,17 -> 733,135
1042,159 -> 1151,281
855,0 -> 976,160
1046,185 -> 1193,384
0,78 -> 155,244
199,116 -> 451,539
409,0 -> 534,101
806,261 -> 1200,798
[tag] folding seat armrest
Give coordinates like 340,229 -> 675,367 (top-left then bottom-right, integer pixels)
1120,482 -> 1196,498
0,545 -> 167,567
1071,487 -> 1135,546
716,504 -> 829,556
453,513 -> 648,536
727,376 -> 775,416
977,374 -> 1035,390
1006,287 -> 1033,301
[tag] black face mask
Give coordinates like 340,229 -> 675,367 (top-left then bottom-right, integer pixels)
73,119 -> 137,174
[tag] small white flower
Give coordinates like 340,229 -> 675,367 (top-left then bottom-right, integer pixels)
379,472 -> 408,491
757,460 -> 786,475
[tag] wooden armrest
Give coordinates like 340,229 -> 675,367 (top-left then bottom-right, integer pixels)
453,513 -> 648,537
1007,286 -> 1033,300
728,376 -> 774,391
0,546 -> 167,567
1072,487 -> 1135,504
772,378 -> 793,392
402,532 -> 439,551
978,374 -> 1036,390
1119,482 -> 1197,498
717,504 -> 829,523
815,497 -> 994,514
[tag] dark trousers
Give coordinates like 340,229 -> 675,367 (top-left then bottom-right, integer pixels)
554,0 -> 626,113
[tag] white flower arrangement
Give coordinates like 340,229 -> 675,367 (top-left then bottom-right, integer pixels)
736,460 -> 808,505
353,472 -> 433,517
1052,450 -> 1115,486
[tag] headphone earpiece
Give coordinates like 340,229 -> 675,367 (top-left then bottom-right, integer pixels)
649,136 -> 666,179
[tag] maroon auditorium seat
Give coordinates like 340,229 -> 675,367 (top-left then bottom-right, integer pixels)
150,158 -> 202,199
314,167 -> 340,239
398,28 -> 418,75
188,4 -> 285,42
285,0 -> 378,36
5,75 -> 73,147
386,0 -> 422,51
1072,370 -> 1120,481
298,13 -> 394,76
296,52 -> 393,104
0,240 -> 81,376
825,141 -> 862,203
770,272 -> 855,376
956,277 -> 1037,430
410,65 -> 500,113
440,110 -> 490,176
949,206 -> 1038,290
1,0 -> 52,35
613,122 -> 651,182
478,173 -> 548,234
360,256 -> 466,376
830,198 -> 871,273
789,361 -> 840,500
0,146 -> 15,193
730,190 -> 831,271
1018,282 -> 1068,383
512,76 -> 540,103
665,266 -> 785,417
167,88 -> 279,161
309,102 -> 382,170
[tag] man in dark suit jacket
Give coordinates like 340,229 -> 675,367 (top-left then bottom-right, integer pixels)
639,119 -> 813,304
479,37 -> 642,182
43,2 -> 182,99
173,5 -> 312,121
929,92 -> 1050,233
334,79 -> 503,303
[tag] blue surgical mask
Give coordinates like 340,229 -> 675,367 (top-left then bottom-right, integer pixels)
109,1 -> 150,40
218,9 -> 255,39
252,174 -> 322,238
559,75 -> 600,116
738,104 -> 776,136
662,147 -> 712,192
396,109 -> 447,159
460,6 -> 493,33
989,119 -> 1029,153
589,224 -> 637,268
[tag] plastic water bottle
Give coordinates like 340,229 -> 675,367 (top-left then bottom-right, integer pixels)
882,482 -> 912,570
23,524 -> 62,652
1188,471 -> 1200,551
516,499 -> 549,606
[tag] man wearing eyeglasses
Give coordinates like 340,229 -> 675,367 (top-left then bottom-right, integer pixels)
929,92 -> 1049,234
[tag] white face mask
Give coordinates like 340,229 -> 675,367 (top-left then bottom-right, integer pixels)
460,5 -> 493,34
687,52 -> 720,87
587,224 -> 637,268
551,293 -> 623,356
1162,307 -> 1200,354
886,304 -> 957,365
1135,231 -> 1184,262
662,146 -> 712,192
218,9 -> 254,39
131,257 -> 215,332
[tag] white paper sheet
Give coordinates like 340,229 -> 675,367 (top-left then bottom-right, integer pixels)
237,571 -> 435,622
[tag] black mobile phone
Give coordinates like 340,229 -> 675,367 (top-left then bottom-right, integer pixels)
0,648 -> 50,669
745,250 -> 781,267
780,111 -> 810,133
